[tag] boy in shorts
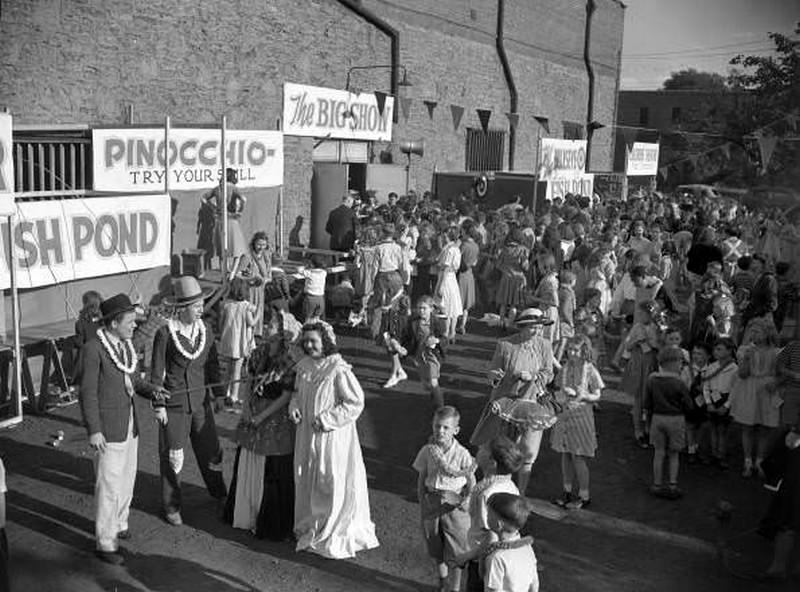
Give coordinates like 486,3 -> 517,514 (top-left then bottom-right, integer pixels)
644,346 -> 694,499
401,295 -> 447,409
413,406 -> 476,592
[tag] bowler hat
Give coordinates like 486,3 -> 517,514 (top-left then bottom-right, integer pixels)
100,294 -> 137,321
167,276 -> 214,307
514,308 -> 554,326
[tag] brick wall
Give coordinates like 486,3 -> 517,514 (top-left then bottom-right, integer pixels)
0,0 -> 624,325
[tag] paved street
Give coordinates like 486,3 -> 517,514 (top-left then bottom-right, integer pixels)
1,321 -> 793,591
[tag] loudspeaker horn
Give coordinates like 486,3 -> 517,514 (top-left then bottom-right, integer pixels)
399,140 -> 424,157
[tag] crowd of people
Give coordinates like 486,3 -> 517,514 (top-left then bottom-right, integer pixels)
25,180 -> 800,590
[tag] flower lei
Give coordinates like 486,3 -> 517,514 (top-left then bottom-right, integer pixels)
167,319 -> 206,361
96,328 -> 137,374
480,536 -> 534,558
427,440 -> 478,479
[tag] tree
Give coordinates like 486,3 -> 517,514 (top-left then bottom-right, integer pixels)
728,22 -> 800,186
662,68 -> 728,91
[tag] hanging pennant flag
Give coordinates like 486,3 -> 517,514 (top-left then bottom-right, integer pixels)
659,166 -> 669,180
349,85 -> 362,97
506,112 -> 519,129
621,127 -> 637,151
423,100 -> 437,120
786,111 -> 799,132
533,116 -> 550,134
477,109 -> 492,134
718,143 -> 731,160
374,91 -> 389,118
400,97 -> 412,122
757,133 -> 779,175
450,104 -> 465,131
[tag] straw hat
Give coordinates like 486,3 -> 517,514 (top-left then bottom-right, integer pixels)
514,308 -> 554,326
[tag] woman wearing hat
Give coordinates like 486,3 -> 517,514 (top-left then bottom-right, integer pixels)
150,276 -> 227,526
470,308 -> 555,495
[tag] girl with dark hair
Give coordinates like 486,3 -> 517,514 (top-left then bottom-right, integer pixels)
494,229 -> 529,329
236,231 -> 272,339
288,322 -> 379,558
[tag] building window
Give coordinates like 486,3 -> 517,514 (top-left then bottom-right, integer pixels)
671,107 -> 682,124
12,129 -> 92,196
465,128 -> 505,172
639,107 -> 649,126
562,121 -> 584,140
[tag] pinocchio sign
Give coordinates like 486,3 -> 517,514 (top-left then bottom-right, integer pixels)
283,82 -> 394,142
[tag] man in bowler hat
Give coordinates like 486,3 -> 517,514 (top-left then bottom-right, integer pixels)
79,293 -> 168,565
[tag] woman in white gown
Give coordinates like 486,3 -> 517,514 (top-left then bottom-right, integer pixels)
435,226 -> 463,343
289,321 -> 379,559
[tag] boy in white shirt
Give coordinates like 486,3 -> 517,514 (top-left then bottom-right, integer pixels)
484,493 -> 539,592
300,255 -> 327,321
413,406 -> 476,592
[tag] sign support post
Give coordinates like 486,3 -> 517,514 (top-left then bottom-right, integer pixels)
221,116 -> 228,287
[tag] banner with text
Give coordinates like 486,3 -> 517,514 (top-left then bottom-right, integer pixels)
0,194 -> 171,289
537,139 -> 587,181
92,128 -> 284,192
283,82 -> 394,141
626,142 -> 660,176
0,113 -> 14,216
545,174 -> 595,201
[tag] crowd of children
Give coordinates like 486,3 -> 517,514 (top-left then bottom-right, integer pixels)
33,184 -> 800,589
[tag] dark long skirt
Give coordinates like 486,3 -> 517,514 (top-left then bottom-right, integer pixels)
224,447 -> 295,541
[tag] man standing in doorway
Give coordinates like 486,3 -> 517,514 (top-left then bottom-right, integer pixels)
79,294 -> 168,565
325,192 -> 358,252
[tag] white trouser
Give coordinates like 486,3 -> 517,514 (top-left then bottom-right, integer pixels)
94,410 -> 138,552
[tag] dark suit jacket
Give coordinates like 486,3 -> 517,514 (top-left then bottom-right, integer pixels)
150,322 -> 222,414
79,338 -> 158,443
325,204 -> 357,251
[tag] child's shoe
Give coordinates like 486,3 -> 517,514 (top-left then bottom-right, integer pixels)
551,491 -> 573,508
566,497 -> 591,510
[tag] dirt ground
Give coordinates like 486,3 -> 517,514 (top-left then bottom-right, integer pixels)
1,320 -> 797,592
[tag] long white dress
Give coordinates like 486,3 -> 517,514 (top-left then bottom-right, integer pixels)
290,353 -> 379,559
436,242 -> 463,318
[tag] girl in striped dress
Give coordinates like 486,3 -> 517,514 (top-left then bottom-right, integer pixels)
551,335 -> 604,510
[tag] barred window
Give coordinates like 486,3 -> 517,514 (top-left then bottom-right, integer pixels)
12,128 -> 92,196
465,128 -> 505,172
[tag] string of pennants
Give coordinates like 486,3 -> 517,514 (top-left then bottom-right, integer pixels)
656,110 -> 799,181
360,89 -> 553,135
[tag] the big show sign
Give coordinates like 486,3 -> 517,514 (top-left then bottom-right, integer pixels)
283,82 -> 394,141
92,128 -> 284,192
0,194 -> 171,289
538,138 -> 594,200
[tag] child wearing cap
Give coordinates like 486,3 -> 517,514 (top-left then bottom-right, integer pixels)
644,346 -> 694,499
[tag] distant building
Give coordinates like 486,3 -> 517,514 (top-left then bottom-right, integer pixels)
618,90 -> 751,132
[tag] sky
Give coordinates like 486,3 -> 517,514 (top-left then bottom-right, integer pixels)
621,0 -> 799,89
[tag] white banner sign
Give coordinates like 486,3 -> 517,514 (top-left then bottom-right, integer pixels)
626,142 -> 660,176
0,194 -> 171,289
92,128 -> 284,192
0,113 -> 14,216
283,82 -> 394,141
546,174 -> 595,201
537,139 -> 587,181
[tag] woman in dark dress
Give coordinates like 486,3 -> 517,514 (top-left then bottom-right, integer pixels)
224,310 -> 301,540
